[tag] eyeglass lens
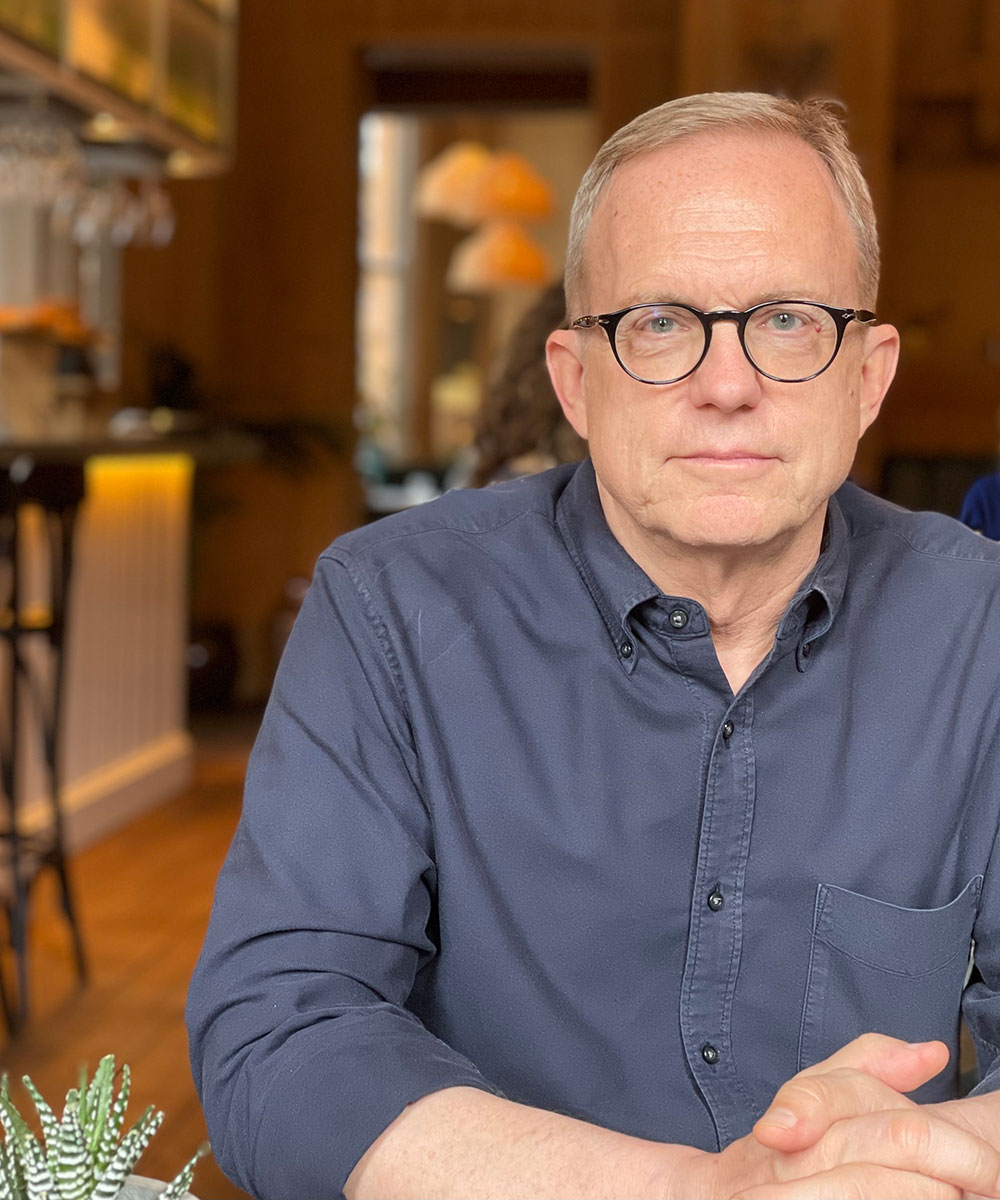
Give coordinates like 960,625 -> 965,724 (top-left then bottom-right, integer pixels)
615,303 -> 841,383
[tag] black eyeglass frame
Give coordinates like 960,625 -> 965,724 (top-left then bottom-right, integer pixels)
570,300 -> 878,385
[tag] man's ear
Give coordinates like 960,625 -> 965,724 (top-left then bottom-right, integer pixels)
857,322 -> 900,436
546,329 -> 589,440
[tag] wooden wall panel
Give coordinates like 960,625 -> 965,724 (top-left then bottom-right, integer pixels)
124,0 -> 688,699
120,0 -> 1000,696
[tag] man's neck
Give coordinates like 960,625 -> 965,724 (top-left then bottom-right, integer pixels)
604,503 -> 828,695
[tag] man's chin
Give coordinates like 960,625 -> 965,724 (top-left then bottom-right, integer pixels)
663,497 -> 791,550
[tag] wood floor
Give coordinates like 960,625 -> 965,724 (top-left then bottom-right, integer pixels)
0,710 -> 262,1199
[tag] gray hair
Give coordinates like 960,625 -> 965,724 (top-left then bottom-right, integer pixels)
564,92 -> 879,312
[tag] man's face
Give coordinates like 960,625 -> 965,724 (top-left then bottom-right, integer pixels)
547,131 -> 899,566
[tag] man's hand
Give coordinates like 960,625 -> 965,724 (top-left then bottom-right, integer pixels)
347,1036 -> 1000,1200
695,1034 -> 1000,1199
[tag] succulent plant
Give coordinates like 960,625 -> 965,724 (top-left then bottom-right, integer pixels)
0,1055 -> 204,1200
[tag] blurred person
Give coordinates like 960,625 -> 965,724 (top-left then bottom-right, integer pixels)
960,412 -> 1000,537
960,470 -> 1000,537
469,281 -> 586,486
189,93 -> 1000,1200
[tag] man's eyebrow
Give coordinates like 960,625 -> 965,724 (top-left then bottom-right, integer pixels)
752,290 -> 821,304
612,293 -> 688,309
610,289 -> 823,311
596,288 -> 830,316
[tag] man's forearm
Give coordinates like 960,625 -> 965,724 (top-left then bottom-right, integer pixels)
344,1086 -> 708,1200
346,1038 -> 1000,1200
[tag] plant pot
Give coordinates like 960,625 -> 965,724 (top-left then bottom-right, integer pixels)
117,1177 -> 198,1200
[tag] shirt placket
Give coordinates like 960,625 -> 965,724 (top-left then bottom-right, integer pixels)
678,679 -> 758,1147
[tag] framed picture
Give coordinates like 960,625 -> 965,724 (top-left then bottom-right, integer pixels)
0,0 -> 61,55
186,0 -> 236,17
163,0 -> 231,145
68,0 -> 153,104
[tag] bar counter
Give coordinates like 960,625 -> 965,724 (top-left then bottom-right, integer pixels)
2,430 -> 256,851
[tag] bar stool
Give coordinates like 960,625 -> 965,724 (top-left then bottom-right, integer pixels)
0,456 -> 87,1031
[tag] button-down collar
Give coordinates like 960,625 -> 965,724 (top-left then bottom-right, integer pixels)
556,457 -> 851,669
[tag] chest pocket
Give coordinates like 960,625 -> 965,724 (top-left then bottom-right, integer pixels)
797,876 -> 981,1103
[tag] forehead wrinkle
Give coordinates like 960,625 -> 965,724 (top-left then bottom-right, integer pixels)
584,130 -> 859,310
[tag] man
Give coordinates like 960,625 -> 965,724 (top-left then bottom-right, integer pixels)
188,93 -> 1000,1199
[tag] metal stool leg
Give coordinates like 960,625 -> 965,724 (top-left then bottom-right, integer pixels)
37,504 -> 87,984
0,465 -> 88,1028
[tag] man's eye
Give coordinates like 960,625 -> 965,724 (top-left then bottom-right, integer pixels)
645,317 -> 676,334
764,309 -> 808,332
635,309 -> 686,335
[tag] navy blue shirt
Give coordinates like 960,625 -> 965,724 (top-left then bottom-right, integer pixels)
188,461 -> 1000,1200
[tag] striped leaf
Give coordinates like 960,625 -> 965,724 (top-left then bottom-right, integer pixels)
92,1111 -> 163,1200
81,1059 -> 115,1154
95,1067 -> 131,1177
52,1107 -> 92,1200
0,1083 -> 41,1200
0,1135 -> 25,1200
20,1083 -> 56,1162
0,1129 -> 27,1200
0,1078 -> 34,1154
155,1142 -> 207,1200
0,1152 -> 17,1200
20,1138 -> 54,1200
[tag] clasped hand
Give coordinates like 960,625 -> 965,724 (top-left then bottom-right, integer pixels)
688,1034 -> 1000,1199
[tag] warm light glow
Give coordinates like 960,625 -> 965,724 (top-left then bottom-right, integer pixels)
447,220 -> 553,292
477,153 -> 554,222
166,149 -> 200,179
416,143 -> 555,227
415,141 -> 494,227
86,454 -> 194,502
83,112 -> 134,142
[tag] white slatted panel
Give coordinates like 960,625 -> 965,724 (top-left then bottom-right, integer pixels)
10,455 -> 195,846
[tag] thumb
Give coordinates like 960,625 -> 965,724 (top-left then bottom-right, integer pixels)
798,1034 -> 950,1094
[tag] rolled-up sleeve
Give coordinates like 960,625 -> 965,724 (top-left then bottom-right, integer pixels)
186,552 -> 501,1200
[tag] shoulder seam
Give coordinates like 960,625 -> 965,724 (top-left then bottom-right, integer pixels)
323,505 -> 556,562
848,523 -> 1000,570
322,549 -> 415,730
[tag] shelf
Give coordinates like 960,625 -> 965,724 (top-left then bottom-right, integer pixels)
0,0 -> 236,177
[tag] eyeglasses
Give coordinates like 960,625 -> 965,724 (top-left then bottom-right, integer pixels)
570,300 -> 877,385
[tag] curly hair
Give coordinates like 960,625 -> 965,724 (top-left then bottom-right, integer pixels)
470,282 -> 587,488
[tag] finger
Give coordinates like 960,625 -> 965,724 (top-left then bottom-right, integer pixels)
755,1067 -> 919,1152
794,1107 -> 1000,1199
926,1091 -> 1000,1147
756,1036 -> 949,1151
732,1163 -> 961,1199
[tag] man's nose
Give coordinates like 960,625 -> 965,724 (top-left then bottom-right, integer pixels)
687,319 -> 762,410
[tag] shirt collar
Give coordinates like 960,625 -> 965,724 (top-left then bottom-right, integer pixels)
556,460 -> 660,655
556,458 -> 852,658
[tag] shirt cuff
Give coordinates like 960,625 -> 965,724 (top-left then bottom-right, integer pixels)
246,1008 -> 504,1199
968,1054 -> 1000,1096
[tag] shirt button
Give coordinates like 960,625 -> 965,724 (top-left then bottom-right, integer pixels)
620,639 -> 633,659
722,720 -> 735,740
669,608 -> 688,630
701,1043 -> 720,1065
707,889 -> 724,911
801,641 -> 812,658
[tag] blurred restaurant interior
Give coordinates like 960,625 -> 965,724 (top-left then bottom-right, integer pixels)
0,0 -> 999,1195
